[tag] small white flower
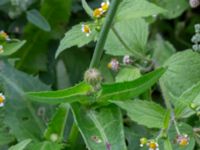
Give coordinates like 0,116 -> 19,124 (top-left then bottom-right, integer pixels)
81,24 -> 91,37
0,93 -> 5,107
101,1 -> 110,12
0,30 -> 10,41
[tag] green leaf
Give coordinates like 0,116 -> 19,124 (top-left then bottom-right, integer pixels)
152,36 -> 176,67
160,50 -> 200,103
154,0 -> 189,19
9,139 -> 32,150
26,9 -> 51,32
115,0 -> 165,22
164,139 -> 173,150
15,0 -> 72,73
175,81 -> 200,118
0,61 -> 51,141
56,23 -> 96,58
27,141 -> 62,150
0,40 -> 26,56
71,103 -> 127,150
112,100 -> 170,129
98,68 -> 165,101
105,18 -> 148,57
26,82 -> 92,104
115,67 -> 141,83
44,104 -> 69,142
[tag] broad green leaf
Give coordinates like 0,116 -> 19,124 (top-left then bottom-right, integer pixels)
98,68 -> 165,101
116,67 -> 141,83
27,141 -> 62,150
26,82 -> 92,104
105,18 -> 148,57
112,100 -> 170,129
0,61 -> 51,141
115,0 -> 165,22
56,23 -> 97,58
152,36 -> 176,67
26,9 -> 51,32
154,0 -> 189,19
167,123 -> 195,150
15,0 -> 72,73
44,104 -> 69,142
175,81 -> 200,118
0,108 -> 15,146
1,40 -> 26,56
160,50 -> 200,103
71,103 -> 127,150
9,139 -> 32,150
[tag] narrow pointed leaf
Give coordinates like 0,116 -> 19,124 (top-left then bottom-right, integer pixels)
98,68 -> 165,101
26,82 -> 92,104
9,139 -> 32,150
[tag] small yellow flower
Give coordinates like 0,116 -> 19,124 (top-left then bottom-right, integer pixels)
0,93 -> 5,107
177,134 -> 190,146
81,24 -> 91,37
147,141 -> 159,150
101,1 -> 110,12
0,31 -> 10,41
0,45 -> 4,53
93,8 -> 103,18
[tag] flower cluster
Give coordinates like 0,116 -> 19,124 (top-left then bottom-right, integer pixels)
191,24 -> 200,52
107,55 -> 133,71
81,1 -> 110,36
0,93 -> 5,107
140,138 -> 159,150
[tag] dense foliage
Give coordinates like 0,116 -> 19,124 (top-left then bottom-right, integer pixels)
0,0 -> 200,150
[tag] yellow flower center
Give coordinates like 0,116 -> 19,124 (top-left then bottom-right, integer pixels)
0,96 -> 4,104
83,25 -> 90,33
149,142 -> 157,149
93,8 -> 103,18
179,138 -> 188,146
101,2 -> 109,12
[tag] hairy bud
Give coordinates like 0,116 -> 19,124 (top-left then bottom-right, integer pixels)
84,68 -> 102,88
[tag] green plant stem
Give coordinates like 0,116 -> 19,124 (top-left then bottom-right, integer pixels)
89,0 -> 122,68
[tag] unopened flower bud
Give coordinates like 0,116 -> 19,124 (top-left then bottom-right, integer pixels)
140,137 -> 147,147
190,103 -> 198,110
84,68 -> 102,87
189,0 -> 200,8
123,55 -> 133,65
107,59 -> 120,71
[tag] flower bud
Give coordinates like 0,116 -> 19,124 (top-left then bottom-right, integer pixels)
140,137 -> 147,147
84,68 -> 102,87
189,0 -> 200,8
123,55 -> 133,65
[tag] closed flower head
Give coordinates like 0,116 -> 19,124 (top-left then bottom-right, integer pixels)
108,59 -> 120,71
140,137 -> 147,147
81,24 -> 91,37
0,93 -> 5,107
0,31 -> 10,41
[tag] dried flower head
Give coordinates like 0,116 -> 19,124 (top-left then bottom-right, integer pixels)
81,24 -> 91,37
107,59 -> 120,71
84,68 -> 102,87
176,134 -> 190,146
0,93 -> 5,107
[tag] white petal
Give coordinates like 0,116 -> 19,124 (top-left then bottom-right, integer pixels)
0,103 -> 4,107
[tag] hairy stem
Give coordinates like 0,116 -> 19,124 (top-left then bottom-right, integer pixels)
89,0 -> 122,68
